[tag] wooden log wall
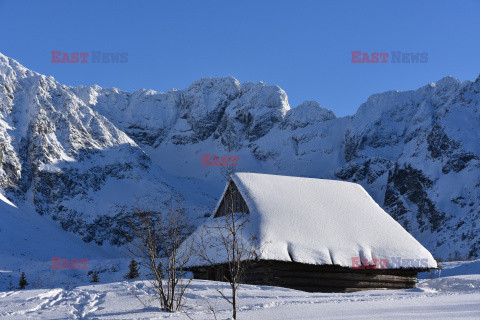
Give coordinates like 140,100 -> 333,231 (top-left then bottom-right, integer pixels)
190,260 -> 427,293
214,180 -> 250,217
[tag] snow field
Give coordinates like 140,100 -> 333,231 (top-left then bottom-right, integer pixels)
1,275 -> 480,319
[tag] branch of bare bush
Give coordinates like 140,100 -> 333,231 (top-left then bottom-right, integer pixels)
127,196 -> 196,312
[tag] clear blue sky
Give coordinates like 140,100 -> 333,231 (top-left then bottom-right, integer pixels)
1,0 -> 479,116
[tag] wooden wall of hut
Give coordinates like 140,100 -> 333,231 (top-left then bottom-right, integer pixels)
189,260 -> 425,293
214,180 -> 249,217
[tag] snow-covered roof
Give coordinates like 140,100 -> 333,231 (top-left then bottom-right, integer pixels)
185,172 -> 437,269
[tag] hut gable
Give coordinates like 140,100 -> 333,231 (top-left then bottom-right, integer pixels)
214,180 -> 250,218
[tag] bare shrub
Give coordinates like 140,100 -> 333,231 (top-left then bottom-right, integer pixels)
127,197 -> 195,312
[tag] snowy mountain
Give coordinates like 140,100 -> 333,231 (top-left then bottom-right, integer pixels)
1,52 -> 480,259
0,53 -> 212,247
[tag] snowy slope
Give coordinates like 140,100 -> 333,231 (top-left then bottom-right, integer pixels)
434,260 -> 480,278
0,193 -> 127,291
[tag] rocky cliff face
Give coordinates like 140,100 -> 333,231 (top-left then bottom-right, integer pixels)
1,52 -> 479,258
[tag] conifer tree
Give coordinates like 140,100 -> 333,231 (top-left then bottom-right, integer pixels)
18,272 -> 28,289
125,258 -> 140,280
91,271 -> 99,283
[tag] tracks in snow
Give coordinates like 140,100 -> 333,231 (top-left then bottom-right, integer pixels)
20,288 -> 106,319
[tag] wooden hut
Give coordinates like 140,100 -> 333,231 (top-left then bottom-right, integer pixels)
185,172 -> 437,292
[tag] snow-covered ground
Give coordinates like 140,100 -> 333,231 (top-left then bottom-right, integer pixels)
2,186 -> 480,319
1,190 -> 479,319
1,275 -> 480,319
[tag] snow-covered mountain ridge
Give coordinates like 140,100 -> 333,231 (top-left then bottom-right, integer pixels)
1,52 -> 480,259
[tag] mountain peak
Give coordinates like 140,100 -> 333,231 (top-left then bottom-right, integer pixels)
431,75 -> 461,89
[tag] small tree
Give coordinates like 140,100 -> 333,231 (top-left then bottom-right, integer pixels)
91,272 -> 99,283
125,258 -> 140,280
127,197 -> 195,312
18,272 -> 28,289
